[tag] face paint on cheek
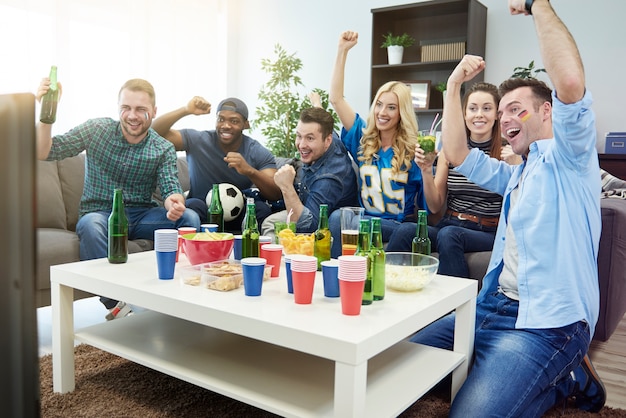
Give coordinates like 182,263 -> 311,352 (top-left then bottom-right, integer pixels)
144,112 -> 149,120
518,109 -> 530,122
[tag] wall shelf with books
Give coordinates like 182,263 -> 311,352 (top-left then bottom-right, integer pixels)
371,0 -> 487,127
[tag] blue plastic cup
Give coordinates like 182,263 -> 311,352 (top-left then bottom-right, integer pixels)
202,223 -> 218,233
156,250 -> 177,280
285,255 -> 293,294
233,235 -> 243,260
241,257 -> 266,296
321,259 -> 340,297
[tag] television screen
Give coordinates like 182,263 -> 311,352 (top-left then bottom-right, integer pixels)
0,93 -> 40,416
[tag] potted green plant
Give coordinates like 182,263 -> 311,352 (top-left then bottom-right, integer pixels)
435,81 -> 447,107
511,60 -> 546,79
380,32 -> 415,65
253,44 -> 339,158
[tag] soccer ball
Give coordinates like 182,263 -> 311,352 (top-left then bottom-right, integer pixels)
205,183 -> 245,222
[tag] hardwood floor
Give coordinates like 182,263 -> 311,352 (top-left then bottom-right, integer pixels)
589,313 -> 626,410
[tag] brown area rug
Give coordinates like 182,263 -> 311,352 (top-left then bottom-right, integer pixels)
40,344 -> 625,417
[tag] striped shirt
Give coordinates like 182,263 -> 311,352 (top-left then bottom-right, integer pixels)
446,138 -> 503,218
47,118 -> 182,216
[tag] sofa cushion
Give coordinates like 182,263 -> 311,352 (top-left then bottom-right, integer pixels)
37,160 -> 67,230
57,154 -> 85,232
36,228 -> 80,290
594,198 -> 626,341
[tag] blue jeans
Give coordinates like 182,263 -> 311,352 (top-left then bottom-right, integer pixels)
385,215 -> 497,278
76,206 -> 200,309
328,209 -> 400,258
411,291 -> 589,417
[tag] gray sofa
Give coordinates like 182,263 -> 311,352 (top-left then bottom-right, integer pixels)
36,154 -> 626,341
36,153 -> 190,308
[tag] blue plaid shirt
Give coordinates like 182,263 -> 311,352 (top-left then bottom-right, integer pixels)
47,118 -> 182,216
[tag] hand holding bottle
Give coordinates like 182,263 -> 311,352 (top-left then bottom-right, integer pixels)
37,66 -> 63,124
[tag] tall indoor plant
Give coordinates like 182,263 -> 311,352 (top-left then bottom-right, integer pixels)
253,44 -> 339,158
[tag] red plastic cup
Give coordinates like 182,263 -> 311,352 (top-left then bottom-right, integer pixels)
339,278 -> 366,315
260,244 -> 283,278
292,270 -> 316,304
177,227 -> 197,261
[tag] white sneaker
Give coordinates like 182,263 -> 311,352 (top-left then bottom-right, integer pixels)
105,301 -> 133,321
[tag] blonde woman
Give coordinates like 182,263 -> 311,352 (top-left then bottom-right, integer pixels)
328,30 -> 427,258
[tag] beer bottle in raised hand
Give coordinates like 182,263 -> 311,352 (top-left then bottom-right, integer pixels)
108,188 -> 128,264
40,65 -> 59,124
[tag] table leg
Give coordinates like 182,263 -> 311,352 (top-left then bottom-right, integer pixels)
451,295 -> 476,400
51,280 -> 76,393
334,361 -> 367,417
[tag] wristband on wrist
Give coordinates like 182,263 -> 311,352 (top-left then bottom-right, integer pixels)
525,0 -> 549,15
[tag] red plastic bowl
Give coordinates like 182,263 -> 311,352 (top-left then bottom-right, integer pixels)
181,233 -> 234,265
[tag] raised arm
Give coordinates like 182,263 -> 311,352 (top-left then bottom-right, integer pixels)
152,96 -> 212,150
442,55 -> 486,167
329,31 -> 358,131
512,0 -> 584,103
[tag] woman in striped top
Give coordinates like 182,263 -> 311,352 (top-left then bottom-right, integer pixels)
387,82 -> 519,278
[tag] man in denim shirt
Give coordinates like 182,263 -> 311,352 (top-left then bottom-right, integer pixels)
261,107 -> 358,239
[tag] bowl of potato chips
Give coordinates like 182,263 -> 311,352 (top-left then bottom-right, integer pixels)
277,229 -> 315,256
181,232 -> 234,265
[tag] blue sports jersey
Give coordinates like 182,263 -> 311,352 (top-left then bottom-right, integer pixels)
340,114 -> 426,221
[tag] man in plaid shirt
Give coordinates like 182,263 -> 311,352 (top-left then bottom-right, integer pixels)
36,78 -> 200,319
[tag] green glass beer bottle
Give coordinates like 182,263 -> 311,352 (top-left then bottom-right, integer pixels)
355,218 -> 373,305
370,217 -> 386,301
108,188 -> 128,264
412,210 -> 431,255
40,65 -> 59,124
207,184 -> 224,232
241,198 -> 259,258
314,204 -> 331,270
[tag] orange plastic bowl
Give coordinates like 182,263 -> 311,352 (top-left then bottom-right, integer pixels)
181,232 -> 234,265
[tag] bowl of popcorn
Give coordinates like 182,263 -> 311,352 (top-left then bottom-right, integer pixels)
385,252 -> 438,291
277,229 -> 315,256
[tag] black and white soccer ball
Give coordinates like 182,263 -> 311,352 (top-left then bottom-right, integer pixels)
205,183 -> 245,222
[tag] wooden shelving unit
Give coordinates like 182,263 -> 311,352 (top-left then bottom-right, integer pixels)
371,0 -> 487,128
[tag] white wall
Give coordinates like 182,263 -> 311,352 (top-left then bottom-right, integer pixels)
0,0 -> 226,134
3,0 -> 622,151
233,0 -> 626,152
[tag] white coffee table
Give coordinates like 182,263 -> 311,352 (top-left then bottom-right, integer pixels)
51,251 -> 476,417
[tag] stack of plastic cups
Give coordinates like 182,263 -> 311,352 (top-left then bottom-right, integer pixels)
337,255 -> 368,315
289,254 -> 318,304
154,229 -> 180,280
